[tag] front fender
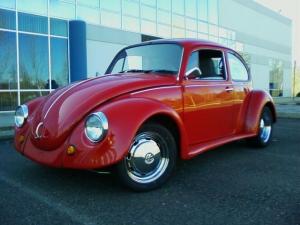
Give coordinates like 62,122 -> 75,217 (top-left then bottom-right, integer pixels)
14,96 -> 46,153
64,97 -> 188,169
243,90 -> 276,134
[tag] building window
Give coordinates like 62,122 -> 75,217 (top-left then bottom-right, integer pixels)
198,21 -> 208,34
122,16 -> 140,32
186,30 -> 197,38
77,0 -> 100,8
51,38 -> 69,88
0,7 -> 69,111
18,13 -> 48,34
0,92 -> 17,111
198,0 -> 208,21
0,31 -> 17,90
0,8 -> 16,30
49,0 -> 75,19
172,27 -> 185,38
157,10 -> 171,25
101,11 -> 121,28
141,4 -> 156,21
157,24 -> 171,38
172,14 -> 185,28
141,0 -> 155,7
18,0 -> 47,15
208,0 -> 218,24
50,18 -> 68,37
122,0 -> 139,17
185,0 -> 197,19
186,18 -> 197,32
0,0 -> 16,10
172,0 -> 184,15
157,0 -> 171,11
100,0 -> 121,12
19,33 -> 49,90
269,60 -> 283,97
76,5 -> 100,25
141,20 -> 156,35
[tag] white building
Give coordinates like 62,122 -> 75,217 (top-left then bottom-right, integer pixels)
0,0 -> 293,135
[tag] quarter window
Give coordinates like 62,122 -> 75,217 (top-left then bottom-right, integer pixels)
228,53 -> 249,81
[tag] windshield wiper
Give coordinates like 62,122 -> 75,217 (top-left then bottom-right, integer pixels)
119,69 -> 149,73
119,69 -> 177,74
147,69 -> 177,74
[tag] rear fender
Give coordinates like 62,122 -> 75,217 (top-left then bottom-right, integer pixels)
243,90 -> 276,134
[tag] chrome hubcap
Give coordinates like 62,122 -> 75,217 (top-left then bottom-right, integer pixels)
126,133 -> 169,184
259,118 -> 272,143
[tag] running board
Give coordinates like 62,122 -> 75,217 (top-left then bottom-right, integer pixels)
186,133 -> 256,159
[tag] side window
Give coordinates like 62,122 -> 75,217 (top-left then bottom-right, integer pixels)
228,53 -> 249,81
186,49 -> 226,80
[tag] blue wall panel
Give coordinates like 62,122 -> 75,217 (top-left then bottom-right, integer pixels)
69,20 -> 87,82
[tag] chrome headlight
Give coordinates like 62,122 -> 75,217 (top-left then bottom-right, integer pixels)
15,105 -> 29,128
85,112 -> 108,143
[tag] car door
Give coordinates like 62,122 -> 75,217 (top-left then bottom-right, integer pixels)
183,49 -> 236,145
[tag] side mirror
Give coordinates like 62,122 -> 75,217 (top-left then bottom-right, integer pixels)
185,67 -> 202,80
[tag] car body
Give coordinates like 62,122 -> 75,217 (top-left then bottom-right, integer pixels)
14,39 -> 276,191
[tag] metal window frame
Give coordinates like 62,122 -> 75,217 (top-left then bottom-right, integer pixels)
0,4 -> 70,112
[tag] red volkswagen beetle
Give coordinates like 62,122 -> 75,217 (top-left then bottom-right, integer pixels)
14,39 -> 276,191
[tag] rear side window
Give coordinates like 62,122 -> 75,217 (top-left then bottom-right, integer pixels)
228,53 -> 249,81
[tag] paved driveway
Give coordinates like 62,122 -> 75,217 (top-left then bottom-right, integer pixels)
0,118 -> 299,225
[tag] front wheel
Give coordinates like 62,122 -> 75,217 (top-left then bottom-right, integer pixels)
248,107 -> 274,147
116,123 -> 177,191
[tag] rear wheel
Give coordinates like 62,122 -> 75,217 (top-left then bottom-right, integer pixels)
116,123 -> 177,191
248,107 -> 273,147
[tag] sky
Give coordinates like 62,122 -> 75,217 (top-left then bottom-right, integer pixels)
256,0 -> 300,66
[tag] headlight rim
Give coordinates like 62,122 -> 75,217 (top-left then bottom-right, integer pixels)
84,112 -> 109,143
15,105 -> 29,128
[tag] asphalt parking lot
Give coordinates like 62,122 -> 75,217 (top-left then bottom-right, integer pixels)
0,118 -> 299,225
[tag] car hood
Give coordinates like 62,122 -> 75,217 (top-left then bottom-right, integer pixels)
29,73 -> 177,150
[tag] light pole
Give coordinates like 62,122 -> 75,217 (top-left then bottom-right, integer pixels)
293,60 -> 297,100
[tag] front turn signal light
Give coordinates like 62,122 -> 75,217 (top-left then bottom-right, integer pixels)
19,135 -> 25,144
67,145 -> 76,155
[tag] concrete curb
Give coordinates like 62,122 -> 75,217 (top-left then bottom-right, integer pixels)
0,130 -> 14,141
277,112 -> 300,119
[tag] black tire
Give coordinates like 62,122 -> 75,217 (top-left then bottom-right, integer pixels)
116,123 -> 177,191
248,107 -> 273,147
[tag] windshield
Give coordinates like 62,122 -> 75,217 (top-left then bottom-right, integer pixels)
106,43 -> 183,75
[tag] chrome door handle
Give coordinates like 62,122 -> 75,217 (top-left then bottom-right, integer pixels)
225,87 -> 234,92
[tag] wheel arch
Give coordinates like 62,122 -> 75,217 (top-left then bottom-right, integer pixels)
97,97 -> 189,164
264,101 -> 277,123
243,90 -> 276,134
142,113 -> 181,156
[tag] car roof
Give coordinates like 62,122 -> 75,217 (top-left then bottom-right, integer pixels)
129,38 -> 230,50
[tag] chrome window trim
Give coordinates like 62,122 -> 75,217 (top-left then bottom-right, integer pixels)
227,51 -> 250,82
106,42 -> 184,80
176,47 -> 184,81
184,48 -> 228,82
130,85 -> 181,95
